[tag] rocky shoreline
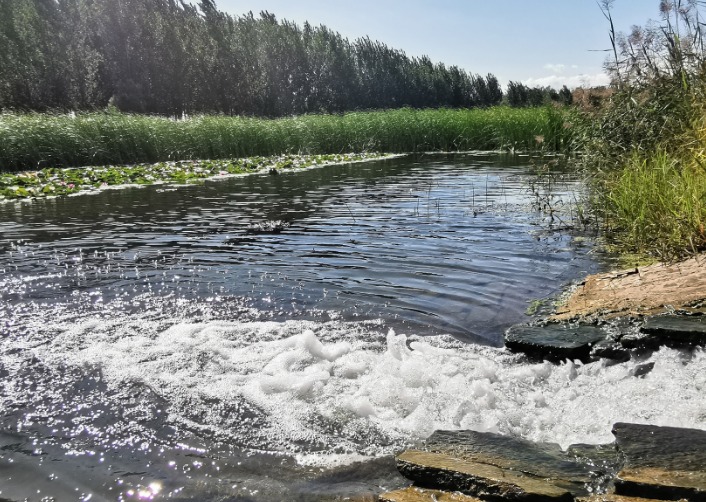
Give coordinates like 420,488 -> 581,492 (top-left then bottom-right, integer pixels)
506,255 -> 706,365
380,256 -> 706,501
380,423 -> 705,501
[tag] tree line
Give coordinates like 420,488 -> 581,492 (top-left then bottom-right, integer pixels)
0,0 -> 569,116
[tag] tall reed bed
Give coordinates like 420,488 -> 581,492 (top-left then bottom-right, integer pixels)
0,107 -> 573,172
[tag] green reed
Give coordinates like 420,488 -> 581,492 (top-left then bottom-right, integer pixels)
0,107 -> 574,172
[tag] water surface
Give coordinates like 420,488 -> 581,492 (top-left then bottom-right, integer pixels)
2,153 -> 704,501
1,153 -> 595,344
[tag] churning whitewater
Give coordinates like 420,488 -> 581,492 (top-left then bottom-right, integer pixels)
13,304 -> 706,464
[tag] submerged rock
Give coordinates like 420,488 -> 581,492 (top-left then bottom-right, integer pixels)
504,323 -> 606,363
566,443 -> 622,482
612,423 -> 706,501
245,219 -> 290,234
589,339 -> 630,362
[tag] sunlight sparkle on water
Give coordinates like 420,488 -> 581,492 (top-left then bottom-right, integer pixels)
1,155 -> 701,501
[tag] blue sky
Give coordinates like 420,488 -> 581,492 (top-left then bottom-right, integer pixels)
215,0 -> 660,88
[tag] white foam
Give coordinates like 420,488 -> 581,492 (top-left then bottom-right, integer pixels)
34,316 -> 706,463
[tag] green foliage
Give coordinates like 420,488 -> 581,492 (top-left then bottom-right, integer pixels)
582,78 -> 697,161
0,107 -> 575,172
0,0 -> 106,111
504,81 -> 564,108
0,0 -> 505,116
586,0 -> 706,161
583,1 -> 706,260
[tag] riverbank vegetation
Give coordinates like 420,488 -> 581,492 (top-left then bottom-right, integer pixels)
581,0 -> 706,261
3,0 -> 704,262
0,107 -> 572,172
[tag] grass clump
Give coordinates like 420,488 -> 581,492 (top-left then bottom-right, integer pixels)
0,107 -> 574,173
579,1 -> 706,261
593,150 -> 706,261
586,101 -> 706,261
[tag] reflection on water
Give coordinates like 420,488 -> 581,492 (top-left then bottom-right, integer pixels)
5,154 -> 701,501
0,153 -> 596,345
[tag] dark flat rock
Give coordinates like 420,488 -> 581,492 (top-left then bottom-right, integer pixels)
613,422 -> 706,470
396,430 -> 594,500
612,423 -> 706,500
504,323 -> 606,362
393,424 -> 706,501
639,315 -> 706,347
426,430 -> 593,485
396,450 -> 574,501
620,315 -> 706,350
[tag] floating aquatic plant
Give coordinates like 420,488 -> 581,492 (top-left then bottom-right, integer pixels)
0,153 -> 388,201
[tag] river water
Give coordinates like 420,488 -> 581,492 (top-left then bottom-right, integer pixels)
1,153 -> 704,501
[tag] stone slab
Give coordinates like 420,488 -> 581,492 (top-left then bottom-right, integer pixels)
550,255 -> 706,320
612,423 -> 706,470
612,423 -> 706,500
614,467 -> 706,501
426,430 -> 594,487
504,323 -> 606,362
396,450 -> 574,501
639,315 -> 706,347
379,486 -> 482,502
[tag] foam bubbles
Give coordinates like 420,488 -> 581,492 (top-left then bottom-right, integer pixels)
31,316 -> 706,462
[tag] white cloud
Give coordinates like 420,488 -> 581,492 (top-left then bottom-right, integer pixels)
523,72 -> 610,89
543,63 -> 567,73
543,63 -> 581,74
